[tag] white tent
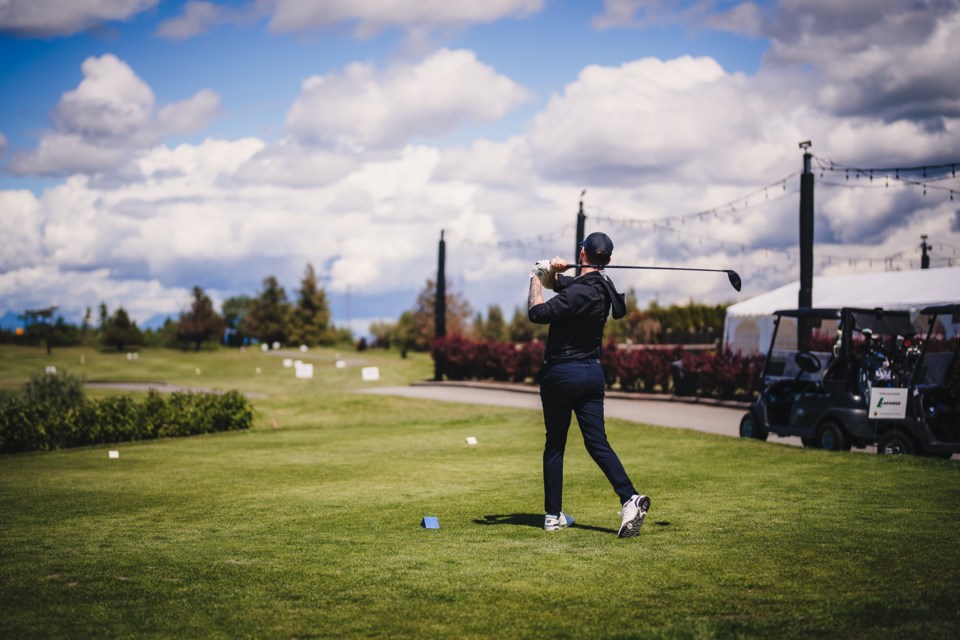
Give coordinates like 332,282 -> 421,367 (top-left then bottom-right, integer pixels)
723,267 -> 960,353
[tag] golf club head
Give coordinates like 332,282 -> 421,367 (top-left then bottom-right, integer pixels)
726,270 -> 742,292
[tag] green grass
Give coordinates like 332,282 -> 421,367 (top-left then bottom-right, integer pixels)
1,345 -> 959,639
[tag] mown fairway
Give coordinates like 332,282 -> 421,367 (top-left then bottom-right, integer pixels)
1,345 -> 959,639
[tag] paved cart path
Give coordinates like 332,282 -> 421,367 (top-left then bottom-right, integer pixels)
359,381 -> 805,448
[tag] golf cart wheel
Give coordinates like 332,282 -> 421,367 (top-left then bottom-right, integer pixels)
877,431 -> 916,456
816,421 -> 851,452
739,412 -> 768,441
801,437 -> 817,448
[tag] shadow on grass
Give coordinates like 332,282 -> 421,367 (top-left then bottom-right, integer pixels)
473,513 -> 619,534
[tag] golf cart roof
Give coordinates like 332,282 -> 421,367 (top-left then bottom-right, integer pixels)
771,308 -> 842,320
844,307 -> 916,336
920,303 -> 960,316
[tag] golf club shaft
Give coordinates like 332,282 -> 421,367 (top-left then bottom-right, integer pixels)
572,264 -> 742,291
575,264 -> 726,274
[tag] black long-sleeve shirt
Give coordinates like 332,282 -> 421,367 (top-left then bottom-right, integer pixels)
529,271 -> 626,363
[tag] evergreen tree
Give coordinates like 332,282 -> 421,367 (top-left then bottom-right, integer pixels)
288,264 -> 332,346
177,286 -> 226,350
240,276 -> 291,346
481,305 -> 509,342
222,295 -> 253,347
101,307 -> 144,351
98,302 -> 110,334
409,279 -> 472,351
508,306 -> 549,343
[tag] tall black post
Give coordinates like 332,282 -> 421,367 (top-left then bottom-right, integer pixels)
921,235 -> 931,269
575,190 -> 586,276
798,142 -> 815,350
434,230 -> 446,381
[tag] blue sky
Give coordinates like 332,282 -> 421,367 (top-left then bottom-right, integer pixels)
1,0 -> 959,336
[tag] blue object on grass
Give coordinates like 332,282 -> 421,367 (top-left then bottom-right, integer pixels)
421,516 -> 440,529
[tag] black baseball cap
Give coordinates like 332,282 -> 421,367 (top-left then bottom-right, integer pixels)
581,232 -> 613,264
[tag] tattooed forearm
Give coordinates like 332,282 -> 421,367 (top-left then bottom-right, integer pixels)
528,275 -> 543,310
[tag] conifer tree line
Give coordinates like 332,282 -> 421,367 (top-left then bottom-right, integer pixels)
5,264 -> 351,352
368,280 -> 729,354
7,266 -> 729,353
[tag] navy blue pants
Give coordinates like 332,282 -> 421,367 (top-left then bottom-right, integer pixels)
539,360 -> 637,515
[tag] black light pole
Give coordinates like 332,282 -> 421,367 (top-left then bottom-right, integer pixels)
921,235 -> 931,269
798,141 -> 814,350
434,230 -> 446,381
575,190 -> 586,276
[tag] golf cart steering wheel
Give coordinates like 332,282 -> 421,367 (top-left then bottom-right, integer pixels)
794,351 -> 822,377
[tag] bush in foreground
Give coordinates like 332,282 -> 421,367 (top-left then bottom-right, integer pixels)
0,371 -> 253,454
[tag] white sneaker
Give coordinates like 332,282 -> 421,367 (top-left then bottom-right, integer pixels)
618,495 -> 650,538
544,512 -> 575,531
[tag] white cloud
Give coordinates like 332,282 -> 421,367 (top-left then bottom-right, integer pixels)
285,49 -> 530,150
0,265 -> 191,325
434,136 -> 535,188
156,89 -> 222,135
156,1 -> 266,39
11,132 -> 133,175
0,190 -> 43,271
0,0 -> 157,37
232,141 -> 360,188
592,1 -> 960,127
54,54 -> 155,141
11,54 -> 221,176
269,0 -> 543,36
528,56 -> 774,183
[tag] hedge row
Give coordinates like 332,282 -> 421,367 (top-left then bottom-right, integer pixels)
431,336 -> 765,401
1,374 -> 254,454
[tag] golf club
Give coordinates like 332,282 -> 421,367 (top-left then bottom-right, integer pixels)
574,264 -> 742,292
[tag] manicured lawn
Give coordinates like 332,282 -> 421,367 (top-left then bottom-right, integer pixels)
1,345 -> 958,638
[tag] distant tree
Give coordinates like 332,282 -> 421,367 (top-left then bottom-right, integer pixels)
288,263 -> 332,346
508,306 -> 548,343
101,307 -> 144,351
143,317 -> 181,348
471,312 -> 484,340
396,311 -> 419,357
80,307 -> 92,344
480,305 -> 509,342
369,320 -> 395,349
222,295 -> 253,347
408,279 -> 471,351
240,276 -> 291,346
98,302 -> 110,334
177,286 -> 226,351
20,306 -> 58,355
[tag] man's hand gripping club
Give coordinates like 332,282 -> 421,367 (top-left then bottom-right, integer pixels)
528,256 -> 569,310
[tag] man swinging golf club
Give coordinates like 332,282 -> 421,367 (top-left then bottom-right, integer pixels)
528,231 -> 651,537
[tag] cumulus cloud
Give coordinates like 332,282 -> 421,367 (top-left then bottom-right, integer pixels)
269,0 -> 543,36
156,89 -> 221,135
284,48 -> 529,150
0,190 -> 43,272
0,0 -> 157,37
592,0 -> 960,127
54,54 -> 155,141
527,56 -> 797,184
11,54 -> 220,176
156,1 -> 266,39
232,141 -> 360,188
0,265 -> 192,326
434,136 -> 535,188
